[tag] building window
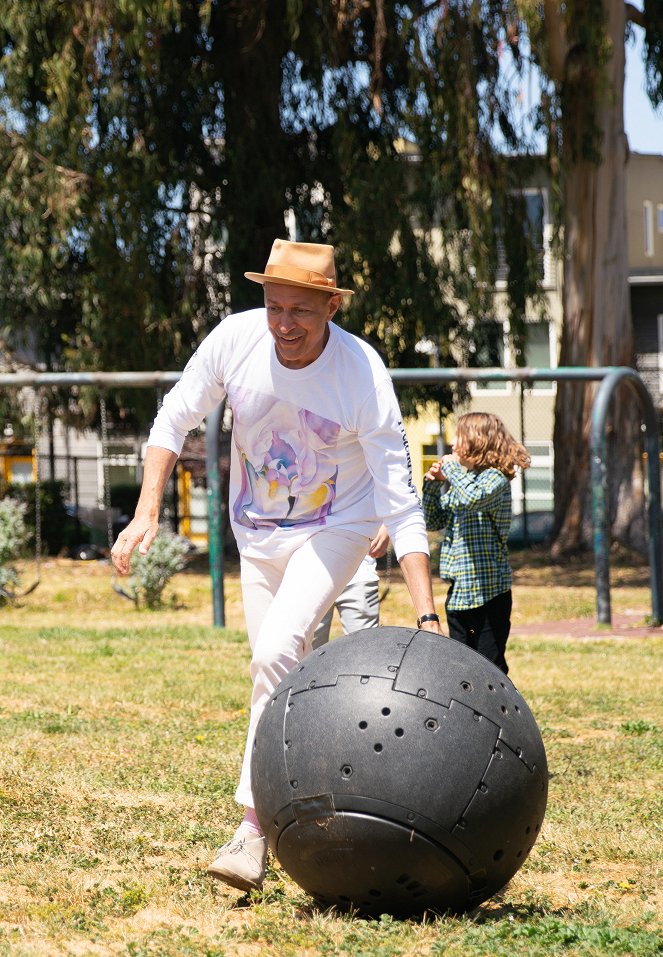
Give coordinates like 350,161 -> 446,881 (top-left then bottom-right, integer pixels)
659,314 -> 663,397
523,320 -> 555,392
512,441 -> 554,517
644,201 -> 654,257
495,189 -> 554,287
657,204 -> 663,234
468,321 -> 508,392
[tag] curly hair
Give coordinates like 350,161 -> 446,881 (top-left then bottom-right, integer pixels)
454,412 -> 531,480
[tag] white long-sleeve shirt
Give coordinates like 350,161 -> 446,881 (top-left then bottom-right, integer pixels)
148,309 -> 428,560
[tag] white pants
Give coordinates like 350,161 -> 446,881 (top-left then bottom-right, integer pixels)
235,528 -> 370,807
311,577 -> 380,650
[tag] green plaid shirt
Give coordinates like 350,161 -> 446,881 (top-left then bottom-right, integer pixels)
422,461 -> 512,610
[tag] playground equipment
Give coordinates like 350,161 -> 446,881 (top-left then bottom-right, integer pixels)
0,366 -> 660,626
251,625 -> 548,917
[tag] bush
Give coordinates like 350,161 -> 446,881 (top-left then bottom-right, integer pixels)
6,480 -> 76,555
0,497 -> 28,600
128,528 -> 191,609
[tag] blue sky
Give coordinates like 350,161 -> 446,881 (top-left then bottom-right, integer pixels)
625,13 -> 663,153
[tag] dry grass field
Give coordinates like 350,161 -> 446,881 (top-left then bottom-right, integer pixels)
0,547 -> 661,956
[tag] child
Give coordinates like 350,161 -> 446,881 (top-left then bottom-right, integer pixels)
422,412 -> 530,674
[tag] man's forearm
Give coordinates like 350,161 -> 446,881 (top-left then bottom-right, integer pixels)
399,551 -> 442,633
135,446 -> 179,518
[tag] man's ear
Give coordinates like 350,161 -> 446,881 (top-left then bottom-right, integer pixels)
327,294 -> 343,320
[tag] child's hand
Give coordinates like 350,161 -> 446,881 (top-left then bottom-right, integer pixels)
424,461 -> 446,482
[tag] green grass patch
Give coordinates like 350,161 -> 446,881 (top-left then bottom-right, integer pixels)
0,559 -> 661,955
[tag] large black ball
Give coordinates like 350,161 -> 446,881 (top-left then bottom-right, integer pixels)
252,626 -> 548,917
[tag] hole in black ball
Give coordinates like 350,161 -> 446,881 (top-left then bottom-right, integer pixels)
374,743 -> 383,753
395,727 -> 404,737
381,707 -> 391,716
493,849 -> 504,861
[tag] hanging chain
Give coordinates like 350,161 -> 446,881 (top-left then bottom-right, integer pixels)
32,391 -> 43,572
99,392 -> 115,553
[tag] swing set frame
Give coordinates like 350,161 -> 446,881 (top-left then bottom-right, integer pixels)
0,366 -> 660,628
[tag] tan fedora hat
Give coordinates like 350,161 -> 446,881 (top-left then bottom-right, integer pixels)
245,239 -> 354,297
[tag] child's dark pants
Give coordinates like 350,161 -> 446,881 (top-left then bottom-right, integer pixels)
445,586 -> 512,674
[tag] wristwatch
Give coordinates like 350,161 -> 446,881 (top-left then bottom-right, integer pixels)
416,613 -> 440,628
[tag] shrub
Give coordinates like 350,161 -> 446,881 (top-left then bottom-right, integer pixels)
0,497 -> 28,600
128,528 -> 191,609
6,480 -> 75,555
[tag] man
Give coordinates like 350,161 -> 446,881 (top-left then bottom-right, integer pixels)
111,239 -> 442,894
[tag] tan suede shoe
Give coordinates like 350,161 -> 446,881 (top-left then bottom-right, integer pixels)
207,825 -> 268,892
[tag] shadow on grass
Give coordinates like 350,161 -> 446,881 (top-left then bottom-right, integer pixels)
471,898 -> 574,923
251,889 -> 572,925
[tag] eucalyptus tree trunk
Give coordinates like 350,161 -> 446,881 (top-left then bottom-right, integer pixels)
547,0 -> 645,555
214,1 -> 292,314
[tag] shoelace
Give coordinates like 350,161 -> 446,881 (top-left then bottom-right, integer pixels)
223,836 -> 262,858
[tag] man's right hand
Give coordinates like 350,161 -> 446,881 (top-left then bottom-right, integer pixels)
111,513 -> 160,575
111,446 -> 178,574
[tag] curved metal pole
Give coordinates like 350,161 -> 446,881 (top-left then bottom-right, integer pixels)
590,368 -> 662,626
205,401 -> 226,628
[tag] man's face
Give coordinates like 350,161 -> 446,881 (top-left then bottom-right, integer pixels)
264,282 -> 341,369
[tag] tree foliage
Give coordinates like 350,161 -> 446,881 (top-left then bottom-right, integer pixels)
1,1 -> 661,549
0,0 -> 544,422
